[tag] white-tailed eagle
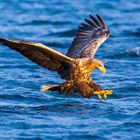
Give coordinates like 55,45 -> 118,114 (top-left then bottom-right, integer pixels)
0,14 -> 112,99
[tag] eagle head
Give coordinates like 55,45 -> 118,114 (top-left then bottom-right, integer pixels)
94,59 -> 106,74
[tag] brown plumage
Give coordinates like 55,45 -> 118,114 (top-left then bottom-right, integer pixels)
0,14 -> 112,99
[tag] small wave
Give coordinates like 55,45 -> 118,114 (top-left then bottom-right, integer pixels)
49,29 -> 76,37
118,122 -> 140,129
106,47 -> 140,59
21,20 -> 71,26
127,47 -> 140,56
122,30 -> 140,37
32,20 -> 71,25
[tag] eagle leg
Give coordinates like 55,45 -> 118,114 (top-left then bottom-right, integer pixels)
89,80 -> 102,91
74,81 -> 94,98
89,80 -> 113,99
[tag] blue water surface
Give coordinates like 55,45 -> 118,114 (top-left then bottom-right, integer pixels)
0,0 -> 140,139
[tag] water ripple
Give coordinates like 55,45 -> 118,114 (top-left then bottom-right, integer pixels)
0,0 -> 140,139
106,47 -> 140,59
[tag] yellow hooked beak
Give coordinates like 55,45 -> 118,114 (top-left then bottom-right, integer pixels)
98,66 -> 106,74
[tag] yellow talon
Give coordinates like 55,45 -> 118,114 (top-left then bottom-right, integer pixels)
104,94 -> 107,99
98,95 -> 102,100
94,90 -> 113,99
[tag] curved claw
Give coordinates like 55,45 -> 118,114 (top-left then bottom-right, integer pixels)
104,94 -> 107,99
94,90 -> 113,99
98,95 -> 102,100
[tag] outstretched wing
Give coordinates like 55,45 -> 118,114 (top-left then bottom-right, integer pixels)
67,14 -> 110,58
0,37 -> 72,73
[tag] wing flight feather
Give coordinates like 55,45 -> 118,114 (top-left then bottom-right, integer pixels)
67,14 -> 110,58
0,37 -> 72,72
